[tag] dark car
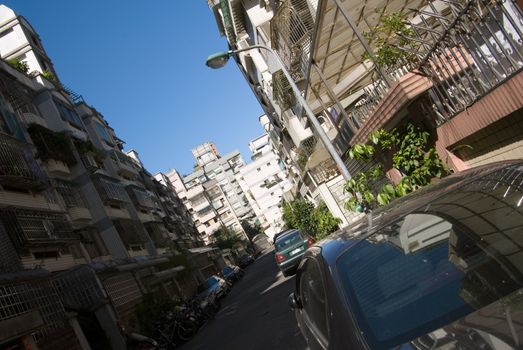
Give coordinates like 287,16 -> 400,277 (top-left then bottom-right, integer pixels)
238,254 -> 254,268
289,161 -> 523,349
196,275 -> 229,300
275,229 -> 315,277
221,265 -> 243,283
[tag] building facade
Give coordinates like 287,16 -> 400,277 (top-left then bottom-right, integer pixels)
163,142 -> 255,244
237,115 -> 294,240
0,5 -> 214,349
208,0 -> 523,223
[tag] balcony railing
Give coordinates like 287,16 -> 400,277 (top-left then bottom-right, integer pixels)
145,222 -> 171,248
271,0 -> 316,82
350,0 -> 523,128
0,133 -> 47,191
113,219 -> 146,249
53,179 -> 88,208
0,270 -> 80,348
94,176 -> 128,205
415,0 -> 523,123
127,185 -> 154,210
0,208 -> 75,249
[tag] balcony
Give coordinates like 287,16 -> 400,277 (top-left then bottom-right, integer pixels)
126,185 -> 154,211
113,219 -> 147,250
145,222 -> 171,248
0,208 -> 76,249
112,150 -> 139,179
271,0 -> 315,82
0,270 -> 79,348
0,133 -> 47,191
186,184 -> 205,199
93,176 -> 128,205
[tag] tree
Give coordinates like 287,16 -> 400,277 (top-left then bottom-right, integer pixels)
241,220 -> 263,241
282,199 -> 341,240
212,225 -> 243,250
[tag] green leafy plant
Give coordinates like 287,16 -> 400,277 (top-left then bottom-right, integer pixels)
74,138 -> 105,162
282,199 -> 341,239
363,12 -> 415,68
344,123 -> 448,212
41,69 -> 57,84
297,138 -> 316,170
27,124 -> 76,165
272,70 -> 295,111
212,225 -> 244,250
8,58 -> 29,74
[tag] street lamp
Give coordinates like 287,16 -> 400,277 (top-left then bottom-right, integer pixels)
205,45 -> 351,181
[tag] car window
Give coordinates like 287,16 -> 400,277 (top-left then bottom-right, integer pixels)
275,231 -> 301,251
299,258 -> 328,339
337,167 -> 523,349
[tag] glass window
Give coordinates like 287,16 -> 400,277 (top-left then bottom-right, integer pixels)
337,165 -> 523,349
95,122 -> 112,144
275,231 -> 302,251
300,259 -> 328,338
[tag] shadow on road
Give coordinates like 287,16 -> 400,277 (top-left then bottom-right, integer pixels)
180,250 -> 308,350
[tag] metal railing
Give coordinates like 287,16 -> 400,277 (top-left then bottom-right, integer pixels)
94,176 -> 128,204
113,219 -> 146,248
54,179 -> 88,208
127,186 -> 154,210
351,0 -> 523,127
0,132 -> 47,190
145,222 -> 171,248
0,209 -> 75,249
271,0 -> 316,82
414,0 -> 523,123
0,270 -> 80,348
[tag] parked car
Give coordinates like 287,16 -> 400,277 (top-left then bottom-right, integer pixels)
289,161 -> 523,349
238,254 -> 254,268
196,275 -> 229,300
221,265 -> 243,283
275,229 -> 315,277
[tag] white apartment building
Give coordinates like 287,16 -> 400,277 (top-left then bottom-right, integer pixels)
162,143 -> 254,244
238,116 -> 294,240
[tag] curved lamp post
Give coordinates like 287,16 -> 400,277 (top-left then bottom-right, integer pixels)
205,45 -> 351,181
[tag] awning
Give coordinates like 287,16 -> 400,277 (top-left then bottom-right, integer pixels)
307,0 -> 428,112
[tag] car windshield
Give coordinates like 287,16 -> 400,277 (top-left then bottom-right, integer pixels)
337,166 -> 523,349
275,231 -> 302,251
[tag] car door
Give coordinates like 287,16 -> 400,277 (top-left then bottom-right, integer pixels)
297,257 -> 329,350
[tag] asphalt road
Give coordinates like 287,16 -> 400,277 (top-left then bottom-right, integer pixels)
180,250 -> 308,350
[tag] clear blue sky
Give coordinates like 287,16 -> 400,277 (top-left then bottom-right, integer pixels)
3,1 -> 264,175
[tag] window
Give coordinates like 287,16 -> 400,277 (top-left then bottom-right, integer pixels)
299,259 -> 328,339
95,122 -> 112,144
57,102 -> 83,128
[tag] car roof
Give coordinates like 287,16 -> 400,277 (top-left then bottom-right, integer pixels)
274,229 -> 300,243
316,160 -> 523,266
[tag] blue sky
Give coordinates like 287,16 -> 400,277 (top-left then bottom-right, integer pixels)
3,1 -> 264,175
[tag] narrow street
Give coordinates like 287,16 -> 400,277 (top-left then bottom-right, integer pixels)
181,250 -> 308,350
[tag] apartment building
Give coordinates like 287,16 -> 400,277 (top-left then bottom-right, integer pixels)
209,0 -> 523,220
0,5 -> 208,349
237,115 -> 294,240
163,142 -> 255,244
209,0 -> 356,227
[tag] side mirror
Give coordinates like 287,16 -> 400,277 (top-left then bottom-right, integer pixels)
288,292 -> 302,310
